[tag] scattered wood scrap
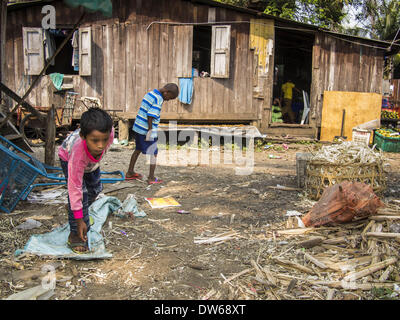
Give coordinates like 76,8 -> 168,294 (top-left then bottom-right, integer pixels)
220,203 -> 400,300
194,230 -> 240,245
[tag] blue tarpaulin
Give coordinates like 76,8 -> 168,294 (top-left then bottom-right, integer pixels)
15,196 -> 123,260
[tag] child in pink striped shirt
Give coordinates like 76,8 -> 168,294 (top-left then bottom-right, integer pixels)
58,107 -> 114,254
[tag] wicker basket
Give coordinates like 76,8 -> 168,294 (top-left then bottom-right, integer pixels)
305,160 -> 387,200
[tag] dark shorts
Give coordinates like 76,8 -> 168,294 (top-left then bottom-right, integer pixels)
135,133 -> 158,155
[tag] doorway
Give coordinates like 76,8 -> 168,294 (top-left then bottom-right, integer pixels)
272,28 -> 314,124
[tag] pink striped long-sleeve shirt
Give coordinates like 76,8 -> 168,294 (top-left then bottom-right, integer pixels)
58,127 -> 114,219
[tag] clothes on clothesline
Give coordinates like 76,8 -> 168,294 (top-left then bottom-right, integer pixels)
43,30 -> 56,66
71,30 -> 79,71
43,29 -> 79,71
178,68 -> 195,105
49,73 -> 64,91
48,29 -> 67,37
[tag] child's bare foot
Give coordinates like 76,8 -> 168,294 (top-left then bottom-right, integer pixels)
125,172 -> 143,180
67,232 -> 88,253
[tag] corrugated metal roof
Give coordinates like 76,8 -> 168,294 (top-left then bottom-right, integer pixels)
186,0 -> 399,53
6,0 -> 400,53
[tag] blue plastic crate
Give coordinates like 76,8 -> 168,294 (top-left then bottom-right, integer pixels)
0,143 -> 40,213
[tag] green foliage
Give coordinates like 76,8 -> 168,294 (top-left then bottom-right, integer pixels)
298,0 -> 351,29
213,0 -> 249,7
199,138 -> 210,149
296,140 -> 314,145
254,139 -> 265,152
225,142 -> 241,150
264,0 -> 297,20
347,0 -> 400,40
213,0 -> 398,39
263,0 -> 353,29
371,287 -> 397,300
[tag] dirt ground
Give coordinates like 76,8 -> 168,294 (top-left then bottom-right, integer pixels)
1,139 -> 400,300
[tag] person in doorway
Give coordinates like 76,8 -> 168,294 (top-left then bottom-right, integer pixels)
125,83 -> 179,184
58,107 -> 114,254
281,79 -> 301,123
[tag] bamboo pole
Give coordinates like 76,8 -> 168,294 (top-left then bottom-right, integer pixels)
315,280 -> 400,291
273,258 -> 315,275
261,265 -> 278,287
222,268 -> 253,284
369,215 -> 400,221
366,232 -> 400,240
343,257 -> 398,282
304,252 -> 327,269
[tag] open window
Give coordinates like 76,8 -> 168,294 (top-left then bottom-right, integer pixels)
193,26 -> 212,75
191,24 -> 231,79
22,27 -> 92,77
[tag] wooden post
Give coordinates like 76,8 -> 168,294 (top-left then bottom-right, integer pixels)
192,131 -> 199,147
0,0 -> 7,91
45,105 -> 56,166
118,119 -> 129,142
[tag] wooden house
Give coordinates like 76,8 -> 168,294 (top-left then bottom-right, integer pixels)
2,0 -> 398,139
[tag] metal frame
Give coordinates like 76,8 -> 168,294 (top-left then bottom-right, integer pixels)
0,134 -> 125,213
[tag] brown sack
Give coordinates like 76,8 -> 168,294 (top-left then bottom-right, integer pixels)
302,181 -> 384,227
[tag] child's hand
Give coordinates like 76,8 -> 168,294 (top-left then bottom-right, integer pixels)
145,131 -> 153,141
76,218 -> 88,243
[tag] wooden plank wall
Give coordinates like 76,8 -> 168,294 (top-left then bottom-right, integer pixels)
391,79 -> 400,109
310,33 -> 384,129
249,18 -> 274,129
4,0 -> 259,123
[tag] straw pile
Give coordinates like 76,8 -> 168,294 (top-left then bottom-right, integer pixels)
210,203 -> 400,300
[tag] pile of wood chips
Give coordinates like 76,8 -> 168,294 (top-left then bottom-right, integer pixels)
211,202 -> 400,300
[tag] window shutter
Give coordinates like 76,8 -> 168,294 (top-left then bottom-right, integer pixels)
22,27 -> 44,76
211,25 -> 231,78
79,27 -> 92,76
173,26 -> 193,78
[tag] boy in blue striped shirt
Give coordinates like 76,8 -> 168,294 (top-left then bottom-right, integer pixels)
126,83 -> 179,184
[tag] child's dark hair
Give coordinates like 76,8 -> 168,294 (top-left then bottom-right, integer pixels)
80,107 -> 113,137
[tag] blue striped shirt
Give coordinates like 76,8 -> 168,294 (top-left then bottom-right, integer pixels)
133,89 -> 164,138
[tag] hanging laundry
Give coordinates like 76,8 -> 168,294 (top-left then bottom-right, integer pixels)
71,30 -> 79,71
43,30 -> 56,66
49,73 -> 64,91
178,68 -> 195,105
